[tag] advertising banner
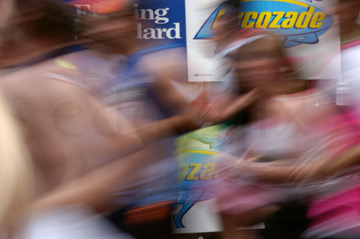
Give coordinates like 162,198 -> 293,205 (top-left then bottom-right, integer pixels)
173,125 -> 224,233
186,0 -> 340,81
68,0 -> 340,82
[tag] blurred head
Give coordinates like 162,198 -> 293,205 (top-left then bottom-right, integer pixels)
81,9 -> 137,54
72,0 -> 137,54
212,11 -> 238,46
0,0 -> 76,65
232,34 -> 283,93
212,0 -> 240,48
0,0 -> 75,44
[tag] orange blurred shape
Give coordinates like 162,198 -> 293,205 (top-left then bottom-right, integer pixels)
68,0 -> 128,14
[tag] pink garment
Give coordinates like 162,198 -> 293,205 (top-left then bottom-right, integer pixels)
215,174 -> 285,215
306,185 -> 360,238
311,108 -> 360,160
305,108 -> 360,238
308,184 -> 360,227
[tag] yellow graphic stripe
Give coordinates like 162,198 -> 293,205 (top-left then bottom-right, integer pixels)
182,149 -> 220,156
241,0 -> 308,8
55,59 -> 78,70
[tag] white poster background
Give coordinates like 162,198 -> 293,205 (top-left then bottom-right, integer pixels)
172,199 -> 265,234
186,1 -> 219,82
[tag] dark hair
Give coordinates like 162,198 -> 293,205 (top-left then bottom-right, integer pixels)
12,0 -> 75,43
223,0 -> 241,10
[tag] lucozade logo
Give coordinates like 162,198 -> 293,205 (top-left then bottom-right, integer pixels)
195,0 -> 334,48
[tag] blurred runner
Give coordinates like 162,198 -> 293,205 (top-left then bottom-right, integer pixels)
236,1 -> 360,239
65,2 -> 194,238
0,0 -> 198,238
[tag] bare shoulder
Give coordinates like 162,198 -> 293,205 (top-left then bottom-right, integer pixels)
273,89 -> 337,127
274,89 -> 327,114
0,60 -> 90,106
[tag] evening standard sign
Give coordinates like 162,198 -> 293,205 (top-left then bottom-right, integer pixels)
67,0 -> 186,42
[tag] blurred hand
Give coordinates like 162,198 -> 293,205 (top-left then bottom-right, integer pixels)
232,159 -> 304,184
172,108 -> 205,133
201,88 -> 263,124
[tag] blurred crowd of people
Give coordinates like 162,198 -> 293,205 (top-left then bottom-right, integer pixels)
1,0 -> 360,239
